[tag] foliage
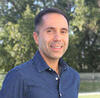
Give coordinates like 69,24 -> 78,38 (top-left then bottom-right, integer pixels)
67,0 -> 100,72
0,0 -> 100,72
0,5 -> 37,72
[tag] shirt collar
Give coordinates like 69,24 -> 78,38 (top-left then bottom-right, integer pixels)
32,50 -> 68,73
32,50 -> 49,72
59,58 -> 68,73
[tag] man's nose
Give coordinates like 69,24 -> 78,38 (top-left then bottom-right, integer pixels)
53,32 -> 61,41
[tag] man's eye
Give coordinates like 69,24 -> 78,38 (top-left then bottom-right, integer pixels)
61,31 -> 67,33
47,29 -> 52,32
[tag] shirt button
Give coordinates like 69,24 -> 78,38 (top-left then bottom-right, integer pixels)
59,93 -> 62,97
56,77 -> 59,80
49,68 -> 52,71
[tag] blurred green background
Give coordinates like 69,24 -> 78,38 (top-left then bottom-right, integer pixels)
0,0 -> 100,97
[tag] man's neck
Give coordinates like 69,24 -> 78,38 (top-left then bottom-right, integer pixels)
40,52 -> 60,74
47,59 -> 59,75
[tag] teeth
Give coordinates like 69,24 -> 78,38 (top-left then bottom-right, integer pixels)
50,42 -> 63,48
51,46 -> 62,48
54,47 -> 61,48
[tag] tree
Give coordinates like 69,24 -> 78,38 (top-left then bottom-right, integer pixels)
0,5 -> 37,72
0,0 -> 78,72
0,0 -> 100,72
69,0 -> 100,72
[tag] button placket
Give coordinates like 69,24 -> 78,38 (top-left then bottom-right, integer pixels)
49,68 -> 52,71
55,74 -> 60,81
59,93 -> 62,97
58,75 -> 63,97
56,77 -> 59,80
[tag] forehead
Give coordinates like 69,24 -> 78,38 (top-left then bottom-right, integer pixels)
41,13 -> 68,28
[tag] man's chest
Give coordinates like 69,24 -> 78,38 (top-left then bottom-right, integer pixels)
24,71 -> 78,98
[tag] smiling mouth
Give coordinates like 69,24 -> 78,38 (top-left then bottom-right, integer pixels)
50,46 -> 63,49
50,44 -> 63,51
49,41 -> 64,50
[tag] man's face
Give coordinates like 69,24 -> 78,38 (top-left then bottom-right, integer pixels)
33,13 -> 69,60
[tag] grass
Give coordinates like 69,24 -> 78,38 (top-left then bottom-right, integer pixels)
79,95 -> 100,98
79,81 -> 100,92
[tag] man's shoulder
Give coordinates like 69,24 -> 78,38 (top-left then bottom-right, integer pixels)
7,59 -> 35,79
66,64 -> 80,79
60,58 -> 80,79
12,59 -> 33,72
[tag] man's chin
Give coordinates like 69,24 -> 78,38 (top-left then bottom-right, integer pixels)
50,55 -> 63,60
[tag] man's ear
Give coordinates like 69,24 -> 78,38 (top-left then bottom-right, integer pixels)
33,32 -> 39,45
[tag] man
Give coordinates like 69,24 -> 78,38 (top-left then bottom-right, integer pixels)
0,8 -> 80,98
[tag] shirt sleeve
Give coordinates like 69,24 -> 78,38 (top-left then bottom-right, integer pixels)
0,69 -> 26,98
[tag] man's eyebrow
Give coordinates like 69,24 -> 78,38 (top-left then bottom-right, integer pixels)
61,28 -> 68,31
45,27 -> 55,30
44,27 -> 68,31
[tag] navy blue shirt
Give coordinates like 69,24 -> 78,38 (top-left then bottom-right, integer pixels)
0,50 -> 80,98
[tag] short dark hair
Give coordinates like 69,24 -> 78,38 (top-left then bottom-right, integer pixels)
34,8 -> 69,33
